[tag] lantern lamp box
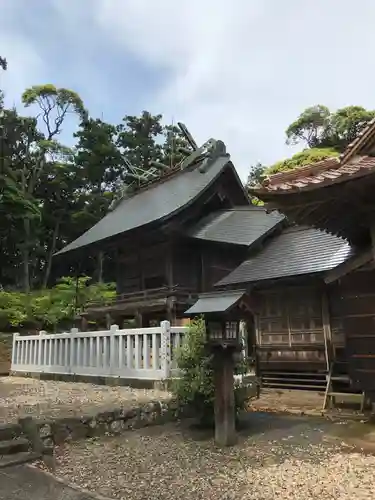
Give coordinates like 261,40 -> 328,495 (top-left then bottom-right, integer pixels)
185,289 -> 252,348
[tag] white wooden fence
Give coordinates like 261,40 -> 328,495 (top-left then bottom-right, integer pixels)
11,321 -> 187,380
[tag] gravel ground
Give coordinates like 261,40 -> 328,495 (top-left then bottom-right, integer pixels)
251,388 -> 325,413
0,377 -> 170,423
50,413 -> 375,500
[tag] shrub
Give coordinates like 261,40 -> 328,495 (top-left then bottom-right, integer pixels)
172,317 -> 250,427
0,277 -> 116,331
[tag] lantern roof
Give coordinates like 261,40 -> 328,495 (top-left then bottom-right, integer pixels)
184,290 -> 248,315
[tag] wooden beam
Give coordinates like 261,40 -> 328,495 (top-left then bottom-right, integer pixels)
321,291 -> 331,371
324,249 -> 372,284
370,223 -> 375,261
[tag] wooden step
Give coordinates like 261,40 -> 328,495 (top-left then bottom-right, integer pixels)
327,391 -> 363,398
261,371 -> 327,377
263,376 -> 327,384
330,375 -> 350,382
263,381 -> 326,390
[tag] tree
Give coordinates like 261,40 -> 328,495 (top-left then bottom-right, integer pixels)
117,111 -> 164,174
246,162 -> 266,205
285,105 -> 375,152
250,104 -> 375,181
16,84 -> 86,291
286,105 -> 331,148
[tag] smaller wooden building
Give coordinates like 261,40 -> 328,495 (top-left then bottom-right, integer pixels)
215,225 -> 353,389
249,118 -> 375,402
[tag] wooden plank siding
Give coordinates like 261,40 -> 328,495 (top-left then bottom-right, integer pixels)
329,270 -> 375,396
256,285 -> 328,372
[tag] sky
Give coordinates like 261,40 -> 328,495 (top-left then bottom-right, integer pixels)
2,0 -> 375,180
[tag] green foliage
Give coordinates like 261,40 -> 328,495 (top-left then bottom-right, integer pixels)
0,65 -> 190,290
286,104 -> 375,152
248,104 -> 374,186
266,147 -> 339,175
286,105 -> 331,148
22,84 -> 87,138
246,162 -> 267,205
172,318 -> 249,426
0,291 -> 28,327
0,278 -> 116,331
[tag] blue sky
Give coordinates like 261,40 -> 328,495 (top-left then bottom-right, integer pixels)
2,0 -> 375,180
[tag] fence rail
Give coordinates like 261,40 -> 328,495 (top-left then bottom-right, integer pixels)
11,321 -> 187,380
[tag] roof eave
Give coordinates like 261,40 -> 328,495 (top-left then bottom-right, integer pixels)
54,155 -> 233,258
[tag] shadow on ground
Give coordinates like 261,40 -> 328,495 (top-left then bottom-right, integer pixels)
0,465 -> 96,500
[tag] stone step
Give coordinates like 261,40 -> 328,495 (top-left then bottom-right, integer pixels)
0,437 -> 30,456
0,423 -> 22,441
0,451 -> 41,469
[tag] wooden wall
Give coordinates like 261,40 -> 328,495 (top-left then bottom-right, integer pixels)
117,236 -> 246,297
117,240 -> 169,294
256,285 -> 328,371
329,269 -> 375,396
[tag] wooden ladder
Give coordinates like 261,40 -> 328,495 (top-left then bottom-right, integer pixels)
322,362 -> 366,411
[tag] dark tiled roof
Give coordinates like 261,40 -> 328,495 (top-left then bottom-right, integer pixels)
56,155 -> 237,255
185,290 -> 246,315
188,206 -> 284,246
253,156 -> 375,195
215,226 -> 353,286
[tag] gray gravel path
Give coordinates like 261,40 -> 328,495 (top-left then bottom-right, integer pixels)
51,413 -> 375,500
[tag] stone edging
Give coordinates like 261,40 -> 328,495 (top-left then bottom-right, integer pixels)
35,399 -> 181,448
0,398 -> 184,458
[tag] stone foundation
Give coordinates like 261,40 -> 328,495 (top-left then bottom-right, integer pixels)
9,371 -> 167,390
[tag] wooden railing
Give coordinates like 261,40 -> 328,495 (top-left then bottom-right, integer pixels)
11,321 -> 187,380
86,285 -> 197,310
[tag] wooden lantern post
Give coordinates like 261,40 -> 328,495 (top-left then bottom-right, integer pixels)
184,290 -> 253,447
205,319 -> 242,447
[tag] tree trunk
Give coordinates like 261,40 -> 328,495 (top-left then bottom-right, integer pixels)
22,218 -> 30,292
43,219 -> 60,288
97,250 -> 104,283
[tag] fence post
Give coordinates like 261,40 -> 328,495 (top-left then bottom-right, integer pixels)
160,320 -> 171,380
70,328 -> 78,374
11,332 -> 19,370
38,330 -> 46,368
110,324 -> 119,375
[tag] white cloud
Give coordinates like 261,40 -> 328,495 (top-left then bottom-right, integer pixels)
90,0 -> 375,178
3,0 -> 375,180
0,34 -> 44,108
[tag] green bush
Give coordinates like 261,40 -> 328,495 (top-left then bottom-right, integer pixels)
172,317 -> 250,427
0,277 -> 116,331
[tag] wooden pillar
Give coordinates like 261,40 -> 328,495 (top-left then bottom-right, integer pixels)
212,346 -> 237,447
105,313 -> 112,330
322,290 -> 332,371
370,224 -> 375,261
